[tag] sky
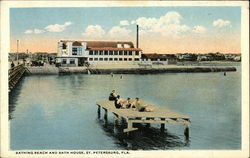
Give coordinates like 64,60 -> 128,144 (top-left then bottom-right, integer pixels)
10,7 -> 241,54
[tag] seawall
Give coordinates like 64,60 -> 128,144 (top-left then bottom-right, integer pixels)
92,67 -> 236,74
27,66 -> 59,75
26,65 -> 237,75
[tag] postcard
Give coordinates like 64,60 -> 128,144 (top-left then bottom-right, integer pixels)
0,1 -> 249,158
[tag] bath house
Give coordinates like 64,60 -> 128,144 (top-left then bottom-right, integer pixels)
56,40 -> 143,66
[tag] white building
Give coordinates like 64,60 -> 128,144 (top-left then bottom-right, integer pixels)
56,40 -> 142,66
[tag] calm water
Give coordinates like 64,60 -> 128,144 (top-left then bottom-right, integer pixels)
9,67 -> 241,150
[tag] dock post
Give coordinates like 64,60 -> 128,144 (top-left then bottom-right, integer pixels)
121,117 -> 126,124
113,113 -> 119,126
184,124 -> 189,139
104,109 -> 108,121
160,118 -> 165,132
146,118 -> 150,128
97,105 -> 101,118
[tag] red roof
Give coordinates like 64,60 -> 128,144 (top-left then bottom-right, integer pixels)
86,41 -> 135,49
60,40 -> 140,50
89,47 -> 142,51
72,41 -> 82,46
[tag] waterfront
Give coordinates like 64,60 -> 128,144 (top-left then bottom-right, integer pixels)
9,67 -> 241,150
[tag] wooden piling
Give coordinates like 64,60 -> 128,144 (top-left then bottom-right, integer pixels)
184,124 -> 189,139
146,118 -> 151,128
97,105 -> 101,118
160,118 -> 165,131
113,113 -> 119,126
104,108 -> 108,121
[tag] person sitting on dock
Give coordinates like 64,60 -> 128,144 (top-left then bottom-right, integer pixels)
114,95 -> 123,109
131,98 -> 154,112
122,98 -> 132,109
109,90 -> 118,101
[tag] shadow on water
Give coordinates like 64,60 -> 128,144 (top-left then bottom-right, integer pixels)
9,77 -> 26,120
96,118 -> 190,150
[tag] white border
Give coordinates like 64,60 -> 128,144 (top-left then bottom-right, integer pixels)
0,1 -> 249,158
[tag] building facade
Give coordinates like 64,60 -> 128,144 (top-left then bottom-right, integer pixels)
141,53 -> 177,65
56,40 -> 142,66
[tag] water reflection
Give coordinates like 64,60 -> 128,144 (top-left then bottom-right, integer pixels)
9,72 -> 241,150
9,77 -> 25,120
96,117 -> 189,150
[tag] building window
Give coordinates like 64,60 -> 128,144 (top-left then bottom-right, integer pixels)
63,43 -> 67,49
109,51 -> 113,55
99,50 -> 103,55
78,47 -> 82,55
94,58 -> 98,61
135,58 -> 139,61
99,58 -> 103,61
114,51 -> 118,55
124,51 -> 128,55
104,51 -> 108,55
72,48 -> 77,55
109,58 -> 113,61
104,58 -> 108,61
128,51 -> 132,55
62,59 -> 67,64
114,58 -> 118,61
72,47 -> 82,55
89,51 -> 93,55
135,51 -> 139,55
89,58 -> 93,61
94,51 -> 98,55
70,59 -> 75,64
119,58 -> 123,61
119,51 -> 123,55
117,44 -> 123,48
124,58 -> 128,61
128,58 -> 132,61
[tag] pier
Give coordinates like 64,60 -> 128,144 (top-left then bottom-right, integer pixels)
96,100 -> 191,138
9,64 -> 29,92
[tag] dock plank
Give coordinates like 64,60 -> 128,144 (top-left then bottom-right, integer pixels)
96,100 -> 189,119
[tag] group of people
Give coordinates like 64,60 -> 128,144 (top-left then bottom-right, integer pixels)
108,90 -> 154,112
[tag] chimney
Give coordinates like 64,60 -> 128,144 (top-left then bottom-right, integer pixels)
136,25 -> 139,48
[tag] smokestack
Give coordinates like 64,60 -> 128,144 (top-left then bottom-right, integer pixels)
136,25 -> 139,48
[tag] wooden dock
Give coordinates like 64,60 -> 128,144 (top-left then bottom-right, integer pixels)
9,64 -> 29,92
96,100 -> 191,138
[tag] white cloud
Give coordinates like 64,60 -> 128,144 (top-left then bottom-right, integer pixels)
45,21 -> 72,32
24,29 -> 33,34
81,11 -> 207,40
82,25 -> 106,39
120,20 -> 130,26
131,11 -> 190,37
24,29 -> 45,34
34,29 -> 45,34
82,25 -> 132,40
158,11 -> 182,25
213,19 -> 231,27
107,26 -> 132,39
192,25 -> 206,33
24,21 -> 72,34
131,17 -> 157,29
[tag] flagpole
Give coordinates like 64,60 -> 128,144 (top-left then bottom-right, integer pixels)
17,40 -> 19,61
